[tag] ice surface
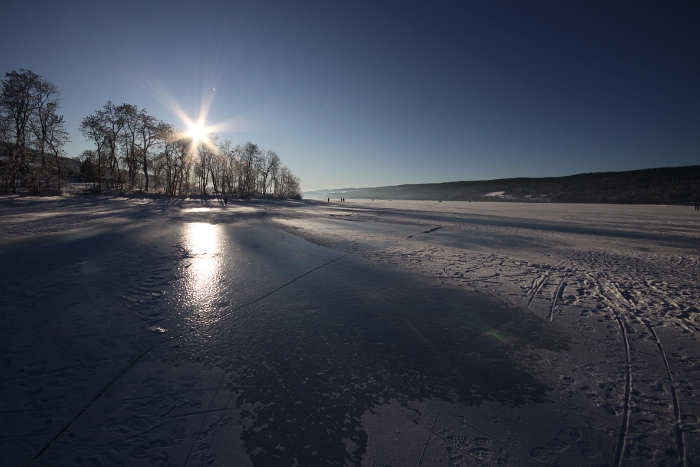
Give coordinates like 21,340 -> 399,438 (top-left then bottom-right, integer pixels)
1,195 -> 699,466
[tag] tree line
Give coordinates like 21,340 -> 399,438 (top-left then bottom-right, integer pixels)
79,102 -> 301,198
1,69 -> 301,198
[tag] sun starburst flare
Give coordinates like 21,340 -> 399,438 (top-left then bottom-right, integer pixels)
141,77 -> 221,154
186,121 -> 210,144
141,75 -> 295,162
181,118 -> 220,159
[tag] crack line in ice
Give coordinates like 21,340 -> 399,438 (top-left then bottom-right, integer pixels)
198,392 -> 235,465
32,251 -> 354,461
415,401 -> 441,467
183,373 -> 225,467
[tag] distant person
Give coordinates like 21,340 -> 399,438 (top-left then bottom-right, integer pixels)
327,198 -> 330,202
224,197 -> 228,205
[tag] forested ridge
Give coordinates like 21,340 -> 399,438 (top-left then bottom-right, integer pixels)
309,165 -> 700,204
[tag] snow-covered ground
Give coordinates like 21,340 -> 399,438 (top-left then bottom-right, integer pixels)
1,194 -> 698,466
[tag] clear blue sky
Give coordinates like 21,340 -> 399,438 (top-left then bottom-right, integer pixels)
2,1 -> 698,191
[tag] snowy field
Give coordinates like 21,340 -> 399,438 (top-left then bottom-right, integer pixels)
1,194 -> 699,467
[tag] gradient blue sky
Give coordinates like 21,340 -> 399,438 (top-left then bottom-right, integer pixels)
2,1 -> 698,190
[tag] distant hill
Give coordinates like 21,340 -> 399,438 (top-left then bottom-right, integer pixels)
305,165 -> 700,204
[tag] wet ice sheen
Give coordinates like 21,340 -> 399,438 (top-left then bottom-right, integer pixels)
182,222 -> 224,315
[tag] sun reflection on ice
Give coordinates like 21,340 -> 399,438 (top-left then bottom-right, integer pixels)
182,222 -> 223,315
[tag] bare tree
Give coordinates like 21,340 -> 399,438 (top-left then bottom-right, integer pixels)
195,143 -> 210,195
120,104 -> 140,189
259,150 -> 280,195
80,114 -> 108,192
0,70 -> 39,192
96,101 -> 128,189
158,125 -> 178,196
217,139 -> 236,195
137,113 -> 167,192
206,140 -> 299,199
78,149 -> 97,187
239,142 -> 260,195
82,102 -> 166,191
43,109 -> 70,191
0,69 -> 68,194
276,165 -> 301,198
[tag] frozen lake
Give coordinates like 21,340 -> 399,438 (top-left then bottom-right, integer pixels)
1,196 -> 699,466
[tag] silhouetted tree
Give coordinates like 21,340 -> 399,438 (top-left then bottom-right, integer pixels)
80,114 -> 108,192
137,113 -> 168,192
0,69 -> 68,193
78,150 -> 97,185
260,150 -> 280,195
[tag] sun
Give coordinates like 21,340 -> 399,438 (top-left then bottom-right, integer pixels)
187,122 -> 209,143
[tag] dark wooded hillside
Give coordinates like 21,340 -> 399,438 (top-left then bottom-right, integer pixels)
306,166 -> 700,204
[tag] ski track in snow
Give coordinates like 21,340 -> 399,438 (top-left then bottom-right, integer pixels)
279,200 -> 700,466
351,245 -> 699,466
1,195 -> 699,467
